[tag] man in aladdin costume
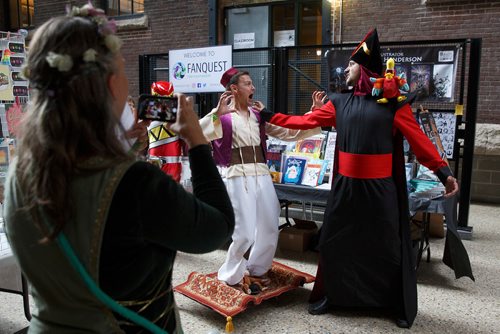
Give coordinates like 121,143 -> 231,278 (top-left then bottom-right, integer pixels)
200,68 -> 321,294
260,29 -> 459,328
147,81 -> 184,182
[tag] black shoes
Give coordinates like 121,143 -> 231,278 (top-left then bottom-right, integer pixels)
248,283 -> 261,295
396,318 -> 410,329
308,297 -> 411,328
308,296 -> 330,315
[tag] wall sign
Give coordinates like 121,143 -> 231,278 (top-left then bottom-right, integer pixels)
169,45 -> 232,93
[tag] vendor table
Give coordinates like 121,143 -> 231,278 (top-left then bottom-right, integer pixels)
410,196 -> 448,268
274,183 -> 329,228
273,183 -> 474,280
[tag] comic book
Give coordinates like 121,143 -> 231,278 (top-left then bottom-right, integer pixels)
301,161 -> 323,187
281,155 -> 308,185
295,134 -> 324,159
266,143 -> 287,183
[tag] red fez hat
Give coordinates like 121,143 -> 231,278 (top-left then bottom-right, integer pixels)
220,67 -> 239,88
350,29 -> 383,75
151,81 -> 174,97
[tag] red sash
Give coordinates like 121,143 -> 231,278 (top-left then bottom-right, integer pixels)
338,151 -> 392,179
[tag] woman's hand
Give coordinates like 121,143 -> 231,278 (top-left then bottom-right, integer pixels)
165,94 -> 208,149
125,120 -> 151,152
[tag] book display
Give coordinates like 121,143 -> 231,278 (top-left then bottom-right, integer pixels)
266,131 -> 335,188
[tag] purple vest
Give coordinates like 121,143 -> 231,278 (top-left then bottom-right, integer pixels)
212,108 -> 267,167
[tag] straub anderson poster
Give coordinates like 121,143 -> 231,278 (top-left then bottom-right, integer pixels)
327,45 -> 459,103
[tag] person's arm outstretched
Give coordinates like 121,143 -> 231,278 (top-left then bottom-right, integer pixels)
394,104 -> 459,197
261,90 -> 337,129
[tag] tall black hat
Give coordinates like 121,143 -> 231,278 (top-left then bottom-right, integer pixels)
350,29 -> 383,75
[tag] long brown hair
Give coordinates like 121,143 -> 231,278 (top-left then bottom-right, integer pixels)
16,15 -> 130,241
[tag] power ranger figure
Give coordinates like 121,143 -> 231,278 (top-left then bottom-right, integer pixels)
147,81 -> 183,182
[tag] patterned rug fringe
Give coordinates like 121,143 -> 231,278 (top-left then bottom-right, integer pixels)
174,261 -> 315,318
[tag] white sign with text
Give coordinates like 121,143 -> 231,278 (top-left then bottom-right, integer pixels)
233,32 -> 255,49
169,45 -> 232,93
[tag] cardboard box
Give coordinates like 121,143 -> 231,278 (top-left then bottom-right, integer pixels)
413,212 -> 445,238
278,219 -> 318,252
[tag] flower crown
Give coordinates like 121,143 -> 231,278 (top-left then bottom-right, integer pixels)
24,1 -> 122,76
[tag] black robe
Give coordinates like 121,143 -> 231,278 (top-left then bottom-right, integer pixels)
318,93 -> 415,321
265,91 -> 453,327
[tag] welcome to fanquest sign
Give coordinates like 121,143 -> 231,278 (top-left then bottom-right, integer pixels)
169,45 -> 232,93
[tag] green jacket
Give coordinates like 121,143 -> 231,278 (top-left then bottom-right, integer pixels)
4,158 -> 182,333
5,145 -> 234,333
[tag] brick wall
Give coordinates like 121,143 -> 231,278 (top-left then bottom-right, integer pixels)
471,155 -> 500,203
35,0 -> 210,100
328,0 -> 500,203
22,0 -> 500,205
331,0 -> 500,125
30,1 -> 500,125
120,0 -> 210,98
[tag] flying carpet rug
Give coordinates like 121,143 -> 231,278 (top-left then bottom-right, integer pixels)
174,261 -> 315,318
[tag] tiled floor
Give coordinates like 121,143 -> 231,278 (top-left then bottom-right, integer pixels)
1,203 -> 499,334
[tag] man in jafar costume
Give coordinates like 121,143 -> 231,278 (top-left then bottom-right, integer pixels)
261,29 -> 459,328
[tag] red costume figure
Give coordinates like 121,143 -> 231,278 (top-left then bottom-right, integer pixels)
147,81 -> 183,182
370,58 -> 409,103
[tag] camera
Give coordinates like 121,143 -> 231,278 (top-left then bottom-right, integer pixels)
138,94 -> 178,122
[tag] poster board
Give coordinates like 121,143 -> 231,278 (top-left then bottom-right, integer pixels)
327,45 -> 459,102
0,31 -> 27,186
426,109 -> 456,159
419,109 -> 449,164
0,31 -> 28,104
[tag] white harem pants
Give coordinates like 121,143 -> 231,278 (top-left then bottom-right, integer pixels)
218,174 -> 281,285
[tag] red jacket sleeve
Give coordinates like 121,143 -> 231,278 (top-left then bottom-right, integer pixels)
394,104 -> 453,184
268,101 -> 336,130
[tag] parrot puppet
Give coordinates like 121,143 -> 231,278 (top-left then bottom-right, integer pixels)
370,58 -> 409,103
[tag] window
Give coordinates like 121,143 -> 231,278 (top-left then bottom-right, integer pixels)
8,0 -> 34,30
298,2 -> 322,45
272,3 -> 295,46
226,0 -> 325,48
105,0 -> 144,16
272,1 -> 322,46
